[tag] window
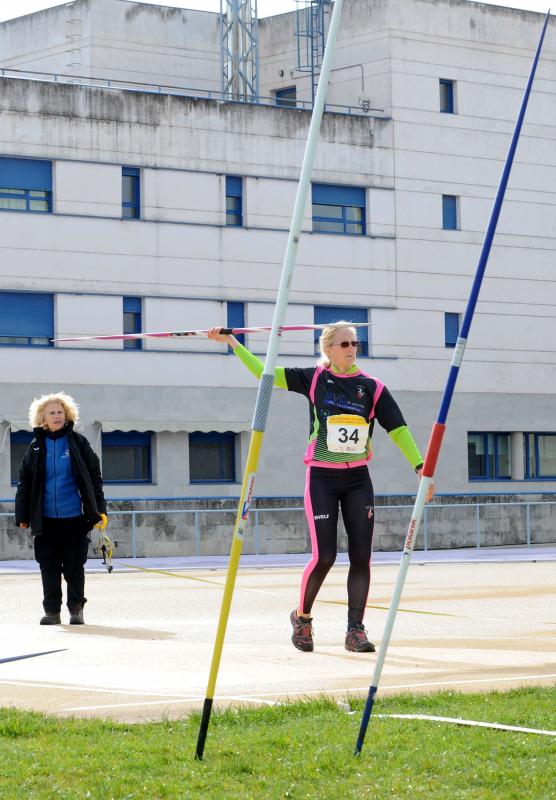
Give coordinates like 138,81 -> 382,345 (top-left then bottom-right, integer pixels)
227,301 -> 245,347
524,433 -> 556,479
0,156 -> 52,213
226,176 -> 243,227
102,431 -> 152,483
10,431 -> 33,485
0,292 -> 53,346
444,312 -> 460,348
314,305 -> 369,357
312,184 -> 365,235
468,433 -> 511,480
122,167 -> 140,219
189,432 -> 236,483
439,79 -> 455,113
274,86 -> 297,108
123,297 -> 142,351
442,194 -> 459,230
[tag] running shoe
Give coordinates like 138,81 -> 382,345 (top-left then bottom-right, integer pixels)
290,609 -> 314,652
345,623 -> 375,653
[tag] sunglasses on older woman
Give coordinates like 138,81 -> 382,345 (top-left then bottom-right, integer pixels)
331,340 -> 359,349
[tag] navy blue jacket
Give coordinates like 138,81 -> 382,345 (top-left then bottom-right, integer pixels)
15,423 -> 106,535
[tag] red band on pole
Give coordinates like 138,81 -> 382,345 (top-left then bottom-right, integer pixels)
422,423 -> 446,477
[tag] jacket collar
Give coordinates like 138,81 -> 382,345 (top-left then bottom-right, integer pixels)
34,421 -> 74,441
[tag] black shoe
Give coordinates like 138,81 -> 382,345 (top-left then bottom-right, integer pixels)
40,611 -> 61,625
69,608 -> 85,625
345,623 -> 375,653
290,609 -> 314,652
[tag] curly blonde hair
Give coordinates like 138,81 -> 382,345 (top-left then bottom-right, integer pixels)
318,321 -> 357,367
29,392 -> 79,429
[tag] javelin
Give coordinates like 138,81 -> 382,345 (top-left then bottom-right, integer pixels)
354,9 -> 551,757
195,0 -> 346,761
52,323 -> 371,344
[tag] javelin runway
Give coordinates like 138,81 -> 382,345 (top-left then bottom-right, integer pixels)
0,548 -> 555,722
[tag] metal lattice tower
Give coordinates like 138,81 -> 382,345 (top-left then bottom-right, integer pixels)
220,0 -> 259,102
296,0 -> 331,105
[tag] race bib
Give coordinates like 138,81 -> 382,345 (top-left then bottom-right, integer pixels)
326,414 -> 369,454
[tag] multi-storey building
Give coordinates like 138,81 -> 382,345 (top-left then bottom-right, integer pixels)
0,0 -> 554,504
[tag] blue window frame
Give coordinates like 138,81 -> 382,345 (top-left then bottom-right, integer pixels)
123,297 -> 142,351
227,301 -> 245,347
442,195 -> 458,230
189,431 -> 236,483
10,431 -> 33,485
226,176 -> 243,227
0,292 -> 53,347
102,431 -> 152,483
0,156 -> 52,213
439,79 -> 455,113
275,86 -> 297,108
312,184 -> 365,235
524,433 -> 556,479
122,167 -> 140,219
468,432 -> 511,480
314,305 -> 369,357
444,312 -> 460,348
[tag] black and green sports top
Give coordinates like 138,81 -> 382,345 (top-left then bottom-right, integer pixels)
234,344 -> 423,470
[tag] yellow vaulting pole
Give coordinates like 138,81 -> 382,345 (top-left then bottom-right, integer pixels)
195,0 -> 346,761
200,431 -> 263,696
195,431 -> 263,760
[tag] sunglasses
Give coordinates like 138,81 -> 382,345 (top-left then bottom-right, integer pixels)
331,340 -> 359,349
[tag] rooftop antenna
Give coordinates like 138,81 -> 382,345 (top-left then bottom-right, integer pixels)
220,0 -> 259,102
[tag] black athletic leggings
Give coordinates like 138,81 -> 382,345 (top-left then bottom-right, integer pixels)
300,465 -> 375,625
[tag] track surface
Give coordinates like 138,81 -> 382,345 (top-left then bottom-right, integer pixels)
1,547 -> 554,722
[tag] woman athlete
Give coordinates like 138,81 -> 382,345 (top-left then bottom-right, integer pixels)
207,322 -> 434,653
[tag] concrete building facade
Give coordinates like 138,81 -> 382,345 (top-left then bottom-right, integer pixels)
0,0 -> 554,511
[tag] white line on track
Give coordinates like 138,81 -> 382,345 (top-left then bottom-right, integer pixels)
245,672 -> 556,698
63,695 -> 280,712
376,714 -> 556,737
51,671 -> 556,713
216,696 -> 279,706
63,697 -> 201,711
0,678 -> 189,697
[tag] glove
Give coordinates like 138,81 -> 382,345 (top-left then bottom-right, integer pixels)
94,513 -> 108,530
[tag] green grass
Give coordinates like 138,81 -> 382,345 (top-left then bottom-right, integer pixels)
0,687 -> 555,799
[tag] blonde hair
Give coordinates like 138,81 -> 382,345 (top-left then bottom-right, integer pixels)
318,321 -> 357,367
29,392 -> 79,429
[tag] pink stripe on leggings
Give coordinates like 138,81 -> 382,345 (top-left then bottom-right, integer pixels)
299,466 -> 319,615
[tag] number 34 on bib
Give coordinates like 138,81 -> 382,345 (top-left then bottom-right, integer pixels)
326,414 -> 370,454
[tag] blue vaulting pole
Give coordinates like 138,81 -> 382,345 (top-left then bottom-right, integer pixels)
354,10 -> 551,757
438,9 -> 551,426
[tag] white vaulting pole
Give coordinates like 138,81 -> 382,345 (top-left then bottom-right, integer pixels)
195,0 -> 346,760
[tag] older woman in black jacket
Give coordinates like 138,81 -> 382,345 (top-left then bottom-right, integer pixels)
15,392 -> 107,625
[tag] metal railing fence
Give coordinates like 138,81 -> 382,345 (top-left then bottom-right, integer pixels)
0,67 -> 388,118
1,499 -> 554,558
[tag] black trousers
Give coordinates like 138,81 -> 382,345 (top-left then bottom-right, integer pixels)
301,465 -> 375,625
33,516 -> 90,612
